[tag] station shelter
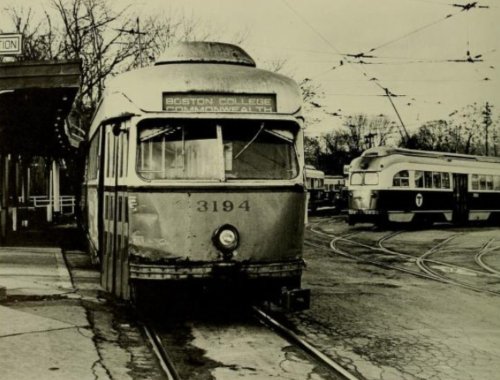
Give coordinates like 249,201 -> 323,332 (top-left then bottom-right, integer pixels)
0,59 -> 82,243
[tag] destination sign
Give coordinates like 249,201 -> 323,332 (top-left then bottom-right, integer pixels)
0,34 -> 22,56
163,93 -> 277,113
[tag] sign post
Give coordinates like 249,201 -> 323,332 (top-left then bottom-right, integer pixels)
0,34 -> 23,56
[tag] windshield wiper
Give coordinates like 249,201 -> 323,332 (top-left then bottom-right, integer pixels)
234,122 -> 265,160
139,126 -> 178,142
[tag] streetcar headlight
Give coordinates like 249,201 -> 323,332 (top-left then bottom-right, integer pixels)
212,224 -> 239,252
220,229 -> 237,247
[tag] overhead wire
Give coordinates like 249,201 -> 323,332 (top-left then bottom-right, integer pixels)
365,10 -> 461,55
280,0 -> 495,139
397,0 -> 452,6
280,0 -> 411,140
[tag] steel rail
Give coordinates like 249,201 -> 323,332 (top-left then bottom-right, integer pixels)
474,239 -> 500,276
378,233 -> 500,278
252,306 -> 360,380
307,220 -> 500,295
141,321 -> 181,380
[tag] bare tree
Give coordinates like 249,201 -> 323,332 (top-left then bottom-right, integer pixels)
3,0 -> 247,135
2,6 -> 56,61
303,113 -> 396,174
403,102 -> 499,156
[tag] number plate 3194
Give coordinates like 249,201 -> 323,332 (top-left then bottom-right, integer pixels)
196,200 -> 250,212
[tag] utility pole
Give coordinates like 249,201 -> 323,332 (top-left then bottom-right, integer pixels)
364,132 -> 377,148
136,18 -> 144,68
482,102 -> 492,156
117,18 -> 147,68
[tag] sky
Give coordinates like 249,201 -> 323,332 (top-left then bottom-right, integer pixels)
1,0 -> 499,137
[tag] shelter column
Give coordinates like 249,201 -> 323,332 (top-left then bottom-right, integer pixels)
0,154 -> 7,240
47,160 -> 53,223
52,160 -> 60,214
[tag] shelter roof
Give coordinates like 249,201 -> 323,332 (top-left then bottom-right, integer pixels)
0,59 -> 81,157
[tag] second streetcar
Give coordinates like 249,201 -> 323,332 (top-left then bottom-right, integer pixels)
347,147 -> 500,226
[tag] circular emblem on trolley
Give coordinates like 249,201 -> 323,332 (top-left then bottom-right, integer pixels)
415,193 -> 423,208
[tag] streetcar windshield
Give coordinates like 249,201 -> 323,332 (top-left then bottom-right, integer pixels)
350,172 -> 379,185
137,121 -> 219,180
136,119 -> 299,180
222,121 -> 298,179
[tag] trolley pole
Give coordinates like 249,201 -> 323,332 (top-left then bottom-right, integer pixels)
385,88 -> 410,144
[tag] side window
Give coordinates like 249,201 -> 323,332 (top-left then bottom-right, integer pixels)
106,128 -> 117,179
393,170 -> 409,187
415,171 -> 424,188
116,129 -> 129,179
106,130 -> 111,178
442,173 -> 450,189
432,172 -> 441,188
110,132 -> 115,178
471,174 -> 479,190
494,176 -> 500,191
486,175 -> 494,190
424,171 -> 433,188
118,132 -> 123,178
122,132 -> 128,178
479,175 -> 486,190
87,131 -> 100,181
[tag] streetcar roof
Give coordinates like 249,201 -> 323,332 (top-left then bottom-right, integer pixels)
350,146 -> 500,171
155,41 -> 256,67
305,167 -> 325,178
88,42 -> 302,137
361,146 -> 500,163
324,175 -> 345,183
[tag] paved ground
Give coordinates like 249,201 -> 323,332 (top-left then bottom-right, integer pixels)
2,220 -> 500,380
290,216 -> 500,380
0,226 -> 164,380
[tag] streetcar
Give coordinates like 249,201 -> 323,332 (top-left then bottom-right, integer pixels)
80,41 -> 309,309
305,165 -> 326,212
346,146 -> 500,226
324,175 -> 347,211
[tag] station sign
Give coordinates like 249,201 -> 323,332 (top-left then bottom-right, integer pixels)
163,93 -> 277,113
0,34 -> 23,56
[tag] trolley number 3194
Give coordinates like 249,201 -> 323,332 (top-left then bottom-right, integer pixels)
196,200 -> 250,212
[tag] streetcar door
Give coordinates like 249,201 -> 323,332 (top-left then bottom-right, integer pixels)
83,127 -> 105,263
115,126 -> 129,300
101,123 -> 129,298
452,173 -> 468,224
101,126 -> 113,292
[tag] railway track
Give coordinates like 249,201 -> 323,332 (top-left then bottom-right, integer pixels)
474,239 -> 500,276
141,321 -> 180,380
307,220 -> 500,296
139,300 -> 359,380
253,306 -> 359,380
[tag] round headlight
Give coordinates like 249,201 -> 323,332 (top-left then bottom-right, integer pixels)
212,224 -> 239,253
219,229 -> 236,247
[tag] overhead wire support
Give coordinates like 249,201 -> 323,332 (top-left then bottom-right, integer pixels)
281,0 -> 490,142
116,17 -> 147,67
451,2 -> 490,11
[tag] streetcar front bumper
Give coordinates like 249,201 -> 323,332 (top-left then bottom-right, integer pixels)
129,258 -> 305,280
